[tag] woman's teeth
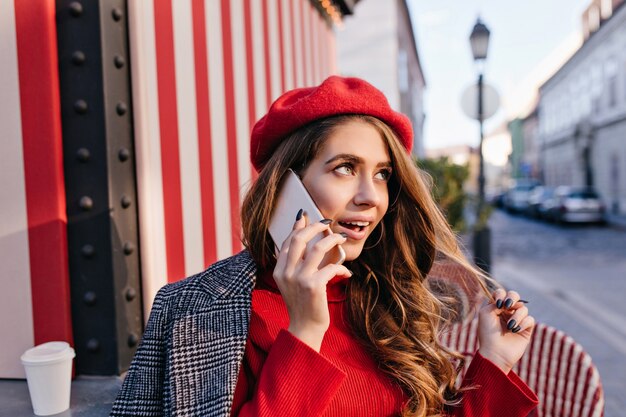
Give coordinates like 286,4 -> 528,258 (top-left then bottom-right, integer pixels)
339,221 -> 370,231
345,221 -> 369,226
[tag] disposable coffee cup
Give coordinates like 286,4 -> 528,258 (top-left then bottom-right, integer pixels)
21,341 -> 75,416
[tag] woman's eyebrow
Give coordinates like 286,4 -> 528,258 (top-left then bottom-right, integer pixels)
325,154 -> 392,168
325,154 -> 361,165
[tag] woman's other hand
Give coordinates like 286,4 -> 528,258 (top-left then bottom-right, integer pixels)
477,289 -> 535,374
272,210 -> 351,352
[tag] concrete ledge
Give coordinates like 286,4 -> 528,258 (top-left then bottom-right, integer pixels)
0,376 -> 122,417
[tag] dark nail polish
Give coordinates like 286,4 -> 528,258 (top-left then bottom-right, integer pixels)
496,299 -> 503,309
512,325 -> 522,333
507,319 -> 517,330
339,232 -> 348,238
504,298 -> 513,308
519,299 -> 529,304
320,219 -> 333,225
295,209 -> 303,221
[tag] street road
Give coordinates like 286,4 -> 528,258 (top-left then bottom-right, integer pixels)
487,210 -> 626,417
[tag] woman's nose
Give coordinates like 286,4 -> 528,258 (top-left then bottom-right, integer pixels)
353,178 -> 381,207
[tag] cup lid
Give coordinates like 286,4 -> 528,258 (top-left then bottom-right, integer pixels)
21,341 -> 76,365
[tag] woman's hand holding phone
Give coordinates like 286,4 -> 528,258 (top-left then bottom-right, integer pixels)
272,211 -> 352,352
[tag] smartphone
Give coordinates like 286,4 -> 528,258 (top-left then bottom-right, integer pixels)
269,169 -> 346,267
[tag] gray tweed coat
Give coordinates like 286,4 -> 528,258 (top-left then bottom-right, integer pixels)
110,250 -> 257,417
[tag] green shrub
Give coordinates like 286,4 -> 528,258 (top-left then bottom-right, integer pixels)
415,157 -> 469,231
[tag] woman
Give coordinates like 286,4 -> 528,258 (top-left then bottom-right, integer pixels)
111,76 -> 537,417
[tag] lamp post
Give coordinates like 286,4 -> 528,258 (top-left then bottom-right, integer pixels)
469,18 -> 491,273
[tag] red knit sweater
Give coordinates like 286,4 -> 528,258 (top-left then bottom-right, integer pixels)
231,271 -> 538,417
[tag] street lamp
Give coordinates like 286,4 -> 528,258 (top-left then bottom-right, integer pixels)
469,18 -> 491,273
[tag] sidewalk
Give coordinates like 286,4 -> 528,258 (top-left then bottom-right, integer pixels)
0,376 -> 121,417
607,212 -> 626,229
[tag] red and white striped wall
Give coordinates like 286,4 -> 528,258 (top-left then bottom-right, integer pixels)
0,0 -> 336,378
0,0 -> 73,378
128,0 -> 337,314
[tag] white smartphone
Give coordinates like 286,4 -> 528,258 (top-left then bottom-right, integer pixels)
269,169 -> 346,267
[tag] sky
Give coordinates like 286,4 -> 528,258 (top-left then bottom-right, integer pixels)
406,0 -> 591,165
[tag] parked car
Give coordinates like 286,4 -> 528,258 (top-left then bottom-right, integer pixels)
543,186 -> 606,224
488,190 -> 506,208
525,186 -> 554,218
503,180 -> 540,213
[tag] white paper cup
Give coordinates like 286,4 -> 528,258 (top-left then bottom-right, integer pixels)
21,341 -> 76,416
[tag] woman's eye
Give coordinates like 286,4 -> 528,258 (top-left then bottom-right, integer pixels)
375,169 -> 392,181
335,164 -> 354,175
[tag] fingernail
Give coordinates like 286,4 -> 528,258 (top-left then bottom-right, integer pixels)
295,209 -> 303,221
496,299 -> 503,309
512,325 -> 522,333
504,298 -> 513,308
519,299 -> 529,304
339,232 -> 348,238
507,319 -> 517,330
347,269 -> 354,276
320,219 -> 332,225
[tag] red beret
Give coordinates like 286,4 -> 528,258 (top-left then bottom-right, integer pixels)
250,76 -> 414,171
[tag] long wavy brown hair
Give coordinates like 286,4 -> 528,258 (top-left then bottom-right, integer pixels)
241,115 -> 490,417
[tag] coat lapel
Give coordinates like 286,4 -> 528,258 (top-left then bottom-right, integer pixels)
168,251 -> 257,416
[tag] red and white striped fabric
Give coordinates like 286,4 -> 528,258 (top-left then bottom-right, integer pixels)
441,318 -> 605,417
127,0 -> 337,313
0,0 -> 73,378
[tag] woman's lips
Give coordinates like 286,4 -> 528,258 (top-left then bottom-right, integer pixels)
335,222 -> 369,240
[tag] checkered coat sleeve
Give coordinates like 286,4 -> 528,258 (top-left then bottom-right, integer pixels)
110,251 -> 257,417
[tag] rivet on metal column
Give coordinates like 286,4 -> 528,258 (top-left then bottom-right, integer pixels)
56,0 -> 143,375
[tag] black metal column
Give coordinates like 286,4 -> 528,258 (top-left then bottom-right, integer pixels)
56,0 -> 142,375
473,72 -> 491,274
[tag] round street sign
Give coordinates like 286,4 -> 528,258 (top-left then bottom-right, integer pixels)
461,82 -> 500,120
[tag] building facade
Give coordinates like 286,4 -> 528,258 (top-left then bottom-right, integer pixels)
336,0 -> 426,157
538,1 -> 626,215
508,103 -> 540,181
0,0 -> 356,378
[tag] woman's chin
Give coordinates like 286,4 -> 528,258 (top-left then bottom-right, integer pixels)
342,244 -> 364,262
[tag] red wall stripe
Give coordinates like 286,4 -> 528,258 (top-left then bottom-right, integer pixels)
318,18 -> 326,78
192,0 -> 218,267
309,5 -> 315,84
327,22 -> 332,75
308,3 -> 315,84
289,0 -> 298,87
300,1 -> 308,86
220,0 -> 242,253
14,0 -> 73,346
262,0 -> 272,106
276,0 -> 286,93
243,0 -> 258,180
314,13 -> 320,83
327,23 -> 336,74
154,0 -> 186,281
312,6 -> 320,84
324,21 -> 331,76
